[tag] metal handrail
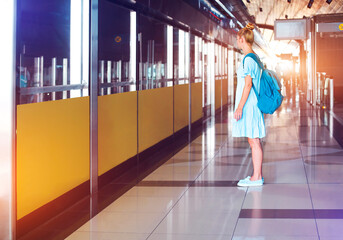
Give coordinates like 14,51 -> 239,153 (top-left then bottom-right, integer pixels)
19,84 -> 86,95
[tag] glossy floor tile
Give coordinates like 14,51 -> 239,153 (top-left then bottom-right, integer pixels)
316,219 -> 343,239
148,233 -> 232,240
66,97 -> 343,240
153,210 -> 239,235
234,219 -> 318,237
309,184 -> 343,209
66,232 -> 149,240
242,184 -> 313,209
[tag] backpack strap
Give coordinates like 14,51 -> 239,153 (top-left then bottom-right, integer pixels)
242,53 -> 263,98
243,53 -> 264,70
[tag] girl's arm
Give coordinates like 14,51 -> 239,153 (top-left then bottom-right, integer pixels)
234,75 -> 252,121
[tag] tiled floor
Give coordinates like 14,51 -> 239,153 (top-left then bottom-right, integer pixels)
66,97 -> 343,240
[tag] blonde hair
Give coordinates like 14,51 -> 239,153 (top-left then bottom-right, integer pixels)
238,23 -> 255,45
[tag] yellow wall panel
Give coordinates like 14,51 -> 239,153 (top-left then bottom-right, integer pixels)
174,84 -> 189,132
98,92 -> 138,176
215,80 -> 222,110
138,87 -> 173,152
17,97 -> 90,219
191,82 -> 203,123
222,78 -> 228,106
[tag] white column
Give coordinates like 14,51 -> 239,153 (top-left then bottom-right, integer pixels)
0,0 -> 16,239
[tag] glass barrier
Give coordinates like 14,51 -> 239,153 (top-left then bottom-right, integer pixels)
98,0 -> 135,95
214,43 -> 227,82
17,0 -> 89,104
190,35 -> 202,84
173,28 -> 190,85
138,15 -> 171,90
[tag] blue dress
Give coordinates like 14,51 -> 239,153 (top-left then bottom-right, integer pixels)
232,55 -> 266,139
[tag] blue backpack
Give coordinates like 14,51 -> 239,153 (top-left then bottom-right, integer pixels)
243,53 -> 284,114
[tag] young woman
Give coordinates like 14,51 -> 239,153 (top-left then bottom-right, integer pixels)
232,23 -> 265,187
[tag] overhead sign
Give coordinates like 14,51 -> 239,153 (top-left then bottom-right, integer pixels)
274,19 -> 309,40
317,22 -> 343,32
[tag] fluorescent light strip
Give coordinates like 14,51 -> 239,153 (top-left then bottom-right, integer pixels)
195,36 -> 198,77
70,0 -> 82,97
82,0 -> 89,96
179,29 -> 185,79
237,21 -> 244,28
167,25 -> 173,79
213,0 -> 235,18
185,31 -> 190,79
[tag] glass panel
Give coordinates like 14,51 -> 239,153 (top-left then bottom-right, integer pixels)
190,35 -> 202,84
16,0 -> 89,104
179,30 -> 185,83
218,45 -> 222,77
166,25 -> 173,85
224,47 -> 228,76
228,49 -> 234,102
174,29 -> 189,85
98,0 -> 134,95
209,42 -> 215,115
202,40 -> 213,117
202,40 -> 207,108
173,28 -> 179,85
214,43 -> 223,81
139,15 -> 168,90
190,34 -> 195,83
185,31 -> 190,82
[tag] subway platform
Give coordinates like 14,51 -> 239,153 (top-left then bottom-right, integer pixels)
58,95 -> 343,240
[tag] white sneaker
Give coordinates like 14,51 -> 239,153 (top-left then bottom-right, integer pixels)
237,176 -> 264,187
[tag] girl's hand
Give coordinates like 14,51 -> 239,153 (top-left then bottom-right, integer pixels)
234,108 -> 243,121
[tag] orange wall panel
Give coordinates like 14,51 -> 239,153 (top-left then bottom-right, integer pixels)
17,97 -> 90,219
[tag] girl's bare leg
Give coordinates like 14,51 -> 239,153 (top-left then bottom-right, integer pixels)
247,138 -> 263,181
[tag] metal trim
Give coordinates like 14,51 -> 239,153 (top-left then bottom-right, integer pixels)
19,84 -> 86,95
89,0 -> 98,214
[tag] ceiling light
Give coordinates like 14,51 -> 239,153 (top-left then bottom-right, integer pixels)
285,15 -> 288,19
260,7 -> 263,12
287,0 -> 291,3
307,0 -> 314,8
326,0 -> 332,4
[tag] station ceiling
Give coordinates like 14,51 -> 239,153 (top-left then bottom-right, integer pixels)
238,0 -> 343,55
